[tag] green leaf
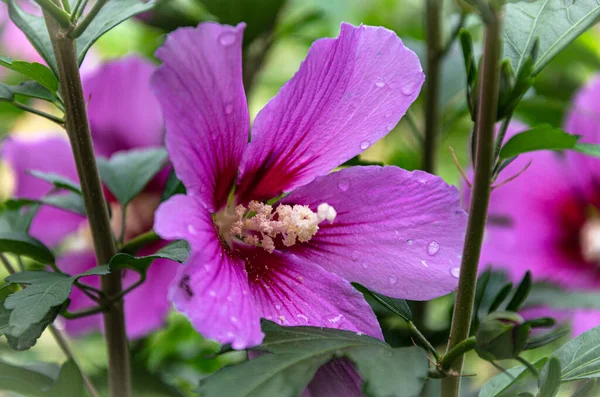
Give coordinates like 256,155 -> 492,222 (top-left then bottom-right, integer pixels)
0,360 -> 55,396
499,125 -> 580,159
28,170 -> 82,195
506,271 -> 532,312
573,143 -> 600,158
41,193 -> 87,216
356,284 -> 412,322
479,358 -> 548,397
0,56 -> 58,93
199,321 -> 428,397
109,240 -> 189,275
504,0 -> 600,75
11,80 -> 57,102
539,357 -> 561,397
6,1 -> 58,74
525,326 -> 569,350
0,205 -> 39,234
5,304 -> 65,351
47,360 -> 84,397
525,283 -> 600,310
75,0 -> 156,65
488,282 -> 513,313
548,325 -> 600,382
0,231 -> 54,264
161,169 -> 186,202
97,147 -> 168,205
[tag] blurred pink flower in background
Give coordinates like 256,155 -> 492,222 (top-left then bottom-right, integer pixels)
152,21 -> 467,395
472,76 -> 600,336
1,56 -> 177,339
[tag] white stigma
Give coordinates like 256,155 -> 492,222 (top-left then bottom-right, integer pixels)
581,218 -> 600,264
229,200 -> 336,253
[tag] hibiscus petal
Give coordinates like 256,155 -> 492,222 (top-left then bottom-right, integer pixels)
236,23 -> 424,203
239,245 -> 382,339
156,195 -> 263,349
572,309 -> 600,337
302,360 -> 363,397
1,136 -> 84,246
152,23 -> 249,211
84,56 -> 164,158
281,166 -> 467,300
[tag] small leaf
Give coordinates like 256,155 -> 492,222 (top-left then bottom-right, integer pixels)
5,304 -> 65,351
109,240 -> 189,276
488,283 -> 513,313
573,143 -> 600,158
538,357 -> 561,397
0,231 -> 55,264
0,56 -> 58,93
41,193 -> 87,216
0,360 -> 55,396
525,326 -> 569,350
28,170 -> 82,195
547,325 -> 600,382
504,0 -> 600,75
499,125 -> 579,159
75,0 -> 156,65
10,80 -> 57,102
356,284 -> 412,322
47,360 -> 84,397
161,169 -> 186,202
97,147 -> 168,205
199,320 -> 428,397
6,1 -> 58,74
506,271 -> 532,312
479,358 -> 548,397
0,205 -> 39,234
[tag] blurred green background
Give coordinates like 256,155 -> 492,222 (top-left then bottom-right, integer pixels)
1,0 -> 600,395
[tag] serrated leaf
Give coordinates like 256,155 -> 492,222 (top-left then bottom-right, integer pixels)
0,231 -> 55,264
6,1 -> 58,74
109,240 -> 189,276
0,360 -> 55,396
548,325 -> 600,382
28,170 -> 82,195
499,125 -> 580,159
47,360 -> 84,397
97,147 -> 168,205
0,56 -> 58,93
479,358 -> 548,397
539,357 -> 561,397
574,143 -> 600,158
5,304 -> 64,351
75,0 -> 156,65
199,320 -> 427,397
504,0 -> 600,75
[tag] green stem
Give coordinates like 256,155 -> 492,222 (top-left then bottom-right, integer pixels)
408,321 -> 440,361
42,5 -> 131,397
516,356 -> 539,378
60,0 -> 71,13
441,8 -> 503,397
12,102 -> 64,125
423,0 -> 442,173
118,205 -> 127,246
493,112 -> 513,161
33,0 -> 72,28
70,0 -> 107,38
440,337 -> 476,371
405,109 -> 423,144
439,13 -> 466,59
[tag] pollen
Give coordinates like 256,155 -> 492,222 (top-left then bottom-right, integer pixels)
229,200 -> 336,253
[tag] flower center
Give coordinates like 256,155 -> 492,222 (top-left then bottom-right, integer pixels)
216,200 -> 336,253
581,217 -> 600,265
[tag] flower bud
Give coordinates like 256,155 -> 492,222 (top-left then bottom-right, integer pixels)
475,311 -> 531,361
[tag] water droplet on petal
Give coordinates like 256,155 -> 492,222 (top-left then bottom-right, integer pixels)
275,303 -> 282,310
450,267 -> 460,278
388,275 -> 398,285
337,180 -> 350,192
361,263 -> 368,269
187,224 -> 197,235
297,314 -> 309,323
224,103 -> 234,114
219,32 -> 236,46
209,290 -> 216,297
427,241 -> 440,256
400,73 -> 422,95
421,260 -> 429,268
351,251 -> 359,261
230,316 -> 238,323
322,314 -> 345,327
375,78 -> 385,88
407,239 -> 414,245
360,140 -> 370,150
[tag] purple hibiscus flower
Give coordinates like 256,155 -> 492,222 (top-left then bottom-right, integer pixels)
473,76 -> 600,336
1,56 -> 177,338
152,20 -> 467,356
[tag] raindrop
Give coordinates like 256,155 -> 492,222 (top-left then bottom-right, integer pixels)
450,267 -> 460,278
427,241 -> 440,256
421,260 -> 429,268
226,295 -> 233,302
224,103 -> 234,114
187,224 -> 197,235
407,239 -> 414,245
361,263 -> 368,269
388,275 -> 398,285
218,32 -> 236,46
400,73 -> 422,95
351,251 -> 360,261
230,316 -> 239,323
209,290 -> 216,297
322,314 -> 345,325
275,303 -> 282,310
375,78 -> 385,88
337,180 -> 350,192
360,140 -> 371,150
297,314 -> 309,323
